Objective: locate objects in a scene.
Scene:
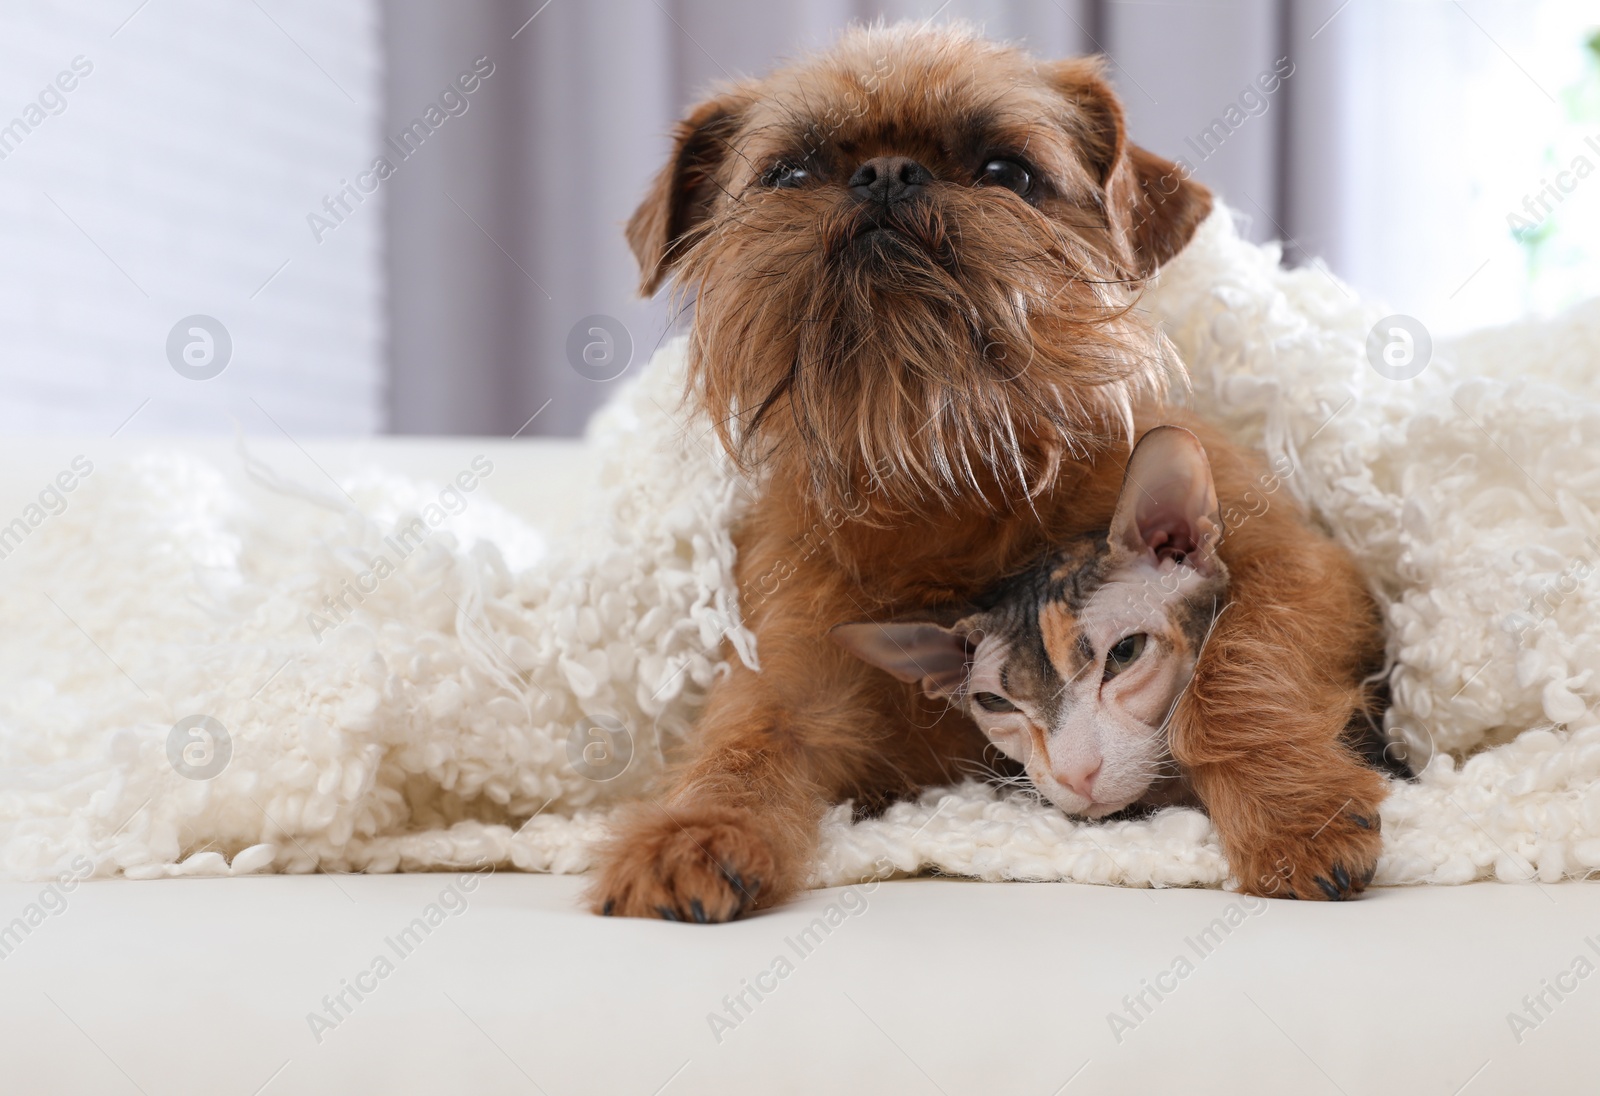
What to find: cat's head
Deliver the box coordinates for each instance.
[832,426,1228,818]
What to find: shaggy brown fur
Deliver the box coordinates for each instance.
[588,24,1386,920]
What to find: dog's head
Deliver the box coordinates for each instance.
[628,23,1212,516]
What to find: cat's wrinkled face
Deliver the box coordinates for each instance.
[831,424,1227,820]
[959,537,1225,817]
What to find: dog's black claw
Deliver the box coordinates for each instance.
[690,898,709,924]
[656,905,681,922]
[726,869,761,903]
[1331,864,1351,892]
[1313,875,1344,901]
[1282,889,1299,900]
[601,899,615,916]
[1362,864,1377,886]
[1350,813,1375,830]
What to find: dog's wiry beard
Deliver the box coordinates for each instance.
[680,182,1180,522]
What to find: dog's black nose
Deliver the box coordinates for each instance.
[849,156,933,207]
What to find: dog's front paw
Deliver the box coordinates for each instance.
[1234,800,1383,902]
[585,802,780,922]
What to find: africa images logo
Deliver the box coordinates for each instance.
[0,55,93,162]
[304,456,494,642]
[0,456,94,561]
[306,56,496,244]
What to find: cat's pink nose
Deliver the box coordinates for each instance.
[1058,760,1101,800]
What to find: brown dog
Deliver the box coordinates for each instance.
[588,23,1388,919]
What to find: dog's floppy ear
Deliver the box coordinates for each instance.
[1046,58,1213,278]
[626,87,752,296]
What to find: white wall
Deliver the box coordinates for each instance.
[0,0,383,436]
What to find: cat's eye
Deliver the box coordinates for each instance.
[978,159,1032,197]
[972,691,1018,713]
[764,163,812,188]
[1103,633,1148,679]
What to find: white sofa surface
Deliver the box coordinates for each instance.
[1,873,1596,1095]
[2,438,1595,1095]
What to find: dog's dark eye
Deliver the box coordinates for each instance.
[978,159,1032,196]
[972,691,1017,713]
[1104,634,1147,679]
[763,164,812,189]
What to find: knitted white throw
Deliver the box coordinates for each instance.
[6,205,1600,892]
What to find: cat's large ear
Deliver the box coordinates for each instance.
[1108,425,1222,575]
[829,621,972,698]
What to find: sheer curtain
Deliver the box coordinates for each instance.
[383,0,1600,437]
[0,0,383,435]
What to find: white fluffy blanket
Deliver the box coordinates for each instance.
[7,206,1600,891]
